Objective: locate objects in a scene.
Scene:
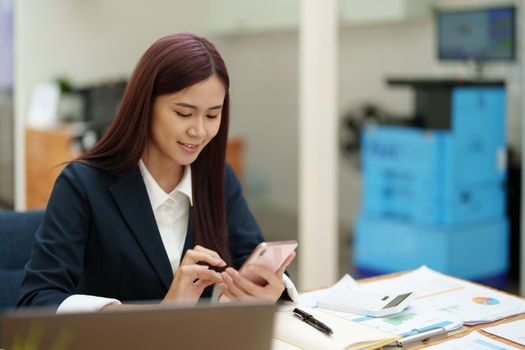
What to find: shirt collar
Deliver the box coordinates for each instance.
[138,159,193,210]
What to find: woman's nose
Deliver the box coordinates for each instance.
[188,118,206,138]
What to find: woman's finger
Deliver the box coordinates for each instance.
[217,283,235,301]
[246,265,282,287]
[180,265,223,284]
[221,270,251,299]
[228,268,265,296]
[181,250,226,267]
[193,245,225,262]
[193,278,216,290]
[218,289,234,302]
[277,251,296,276]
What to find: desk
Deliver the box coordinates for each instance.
[359,273,525,349]
[2,272,522,350]
[25,126,81,209]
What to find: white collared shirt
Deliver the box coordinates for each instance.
[139,159,192,274]
[57,161,297,313]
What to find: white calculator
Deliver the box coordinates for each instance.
[316,288,414,317]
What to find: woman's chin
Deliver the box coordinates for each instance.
[172,154,199,166]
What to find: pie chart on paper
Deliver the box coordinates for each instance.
[472,297,500,305]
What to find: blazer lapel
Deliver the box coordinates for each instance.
[109,166,172,290]
[181,210,195,259]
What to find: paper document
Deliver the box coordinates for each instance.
[357,266,469,297]
[272,338,301,350]
[26,82,60,129]
[272,306,399,350]
[336,309,463,339]
[358,266,525,325]
[310,273,464,338]
[297,274,358,308]
[424,331,520,349]
[483,319,525,346]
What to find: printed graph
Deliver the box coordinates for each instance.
[383,312,417,326]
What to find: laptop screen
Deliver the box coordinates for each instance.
[1,302,275,350]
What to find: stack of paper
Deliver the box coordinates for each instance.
[483,319,525,347]
[297,275,358,308]
[299,271,463,338]
[272,306,399,350]
[293,265,525,349]
[356,266,525,325]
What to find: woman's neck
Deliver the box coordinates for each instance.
[141,154,184,194]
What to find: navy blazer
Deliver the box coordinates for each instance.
[17,162,264,308]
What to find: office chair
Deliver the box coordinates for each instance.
[0,210,44,312]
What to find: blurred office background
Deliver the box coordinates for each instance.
[0,0,523,294]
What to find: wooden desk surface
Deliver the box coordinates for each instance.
[359,272,525,349]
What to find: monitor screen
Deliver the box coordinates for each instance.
[81,81,127,133]
[437,6,515,61]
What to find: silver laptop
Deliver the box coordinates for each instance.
[1,301,275,350]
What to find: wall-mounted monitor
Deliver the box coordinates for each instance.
[437,6,515,62]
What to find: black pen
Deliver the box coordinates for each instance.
[292,308,333,336]
[196,261,227,273]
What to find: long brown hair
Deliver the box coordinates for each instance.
[76,33,231,263]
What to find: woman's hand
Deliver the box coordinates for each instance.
[218,251,295,303]
[162,245,226,304]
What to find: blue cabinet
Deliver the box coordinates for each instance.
[354,214,509,286]
[361,86,506,226]
[354,81,508,286]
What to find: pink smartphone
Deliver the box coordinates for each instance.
[239,240,298,286]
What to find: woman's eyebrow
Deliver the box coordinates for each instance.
[175,102,223,110]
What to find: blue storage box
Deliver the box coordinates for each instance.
[361,123,506,225]
[450,87,507,185]
[364,179,506,225]
[353,214,509,285]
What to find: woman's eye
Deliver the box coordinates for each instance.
[176,111,191,117]
[206,114,219,119]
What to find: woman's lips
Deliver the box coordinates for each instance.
[178,141,200,154]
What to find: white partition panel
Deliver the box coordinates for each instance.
[298,0,338,290]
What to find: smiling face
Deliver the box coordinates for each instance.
[144,74,226,180]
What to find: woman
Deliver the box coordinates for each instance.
[18,33,296,312]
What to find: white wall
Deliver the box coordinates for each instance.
[213,33,299,215]
[14,0,208,208]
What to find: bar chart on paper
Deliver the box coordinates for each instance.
[382,312,417,326]
[341,310,462,338]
